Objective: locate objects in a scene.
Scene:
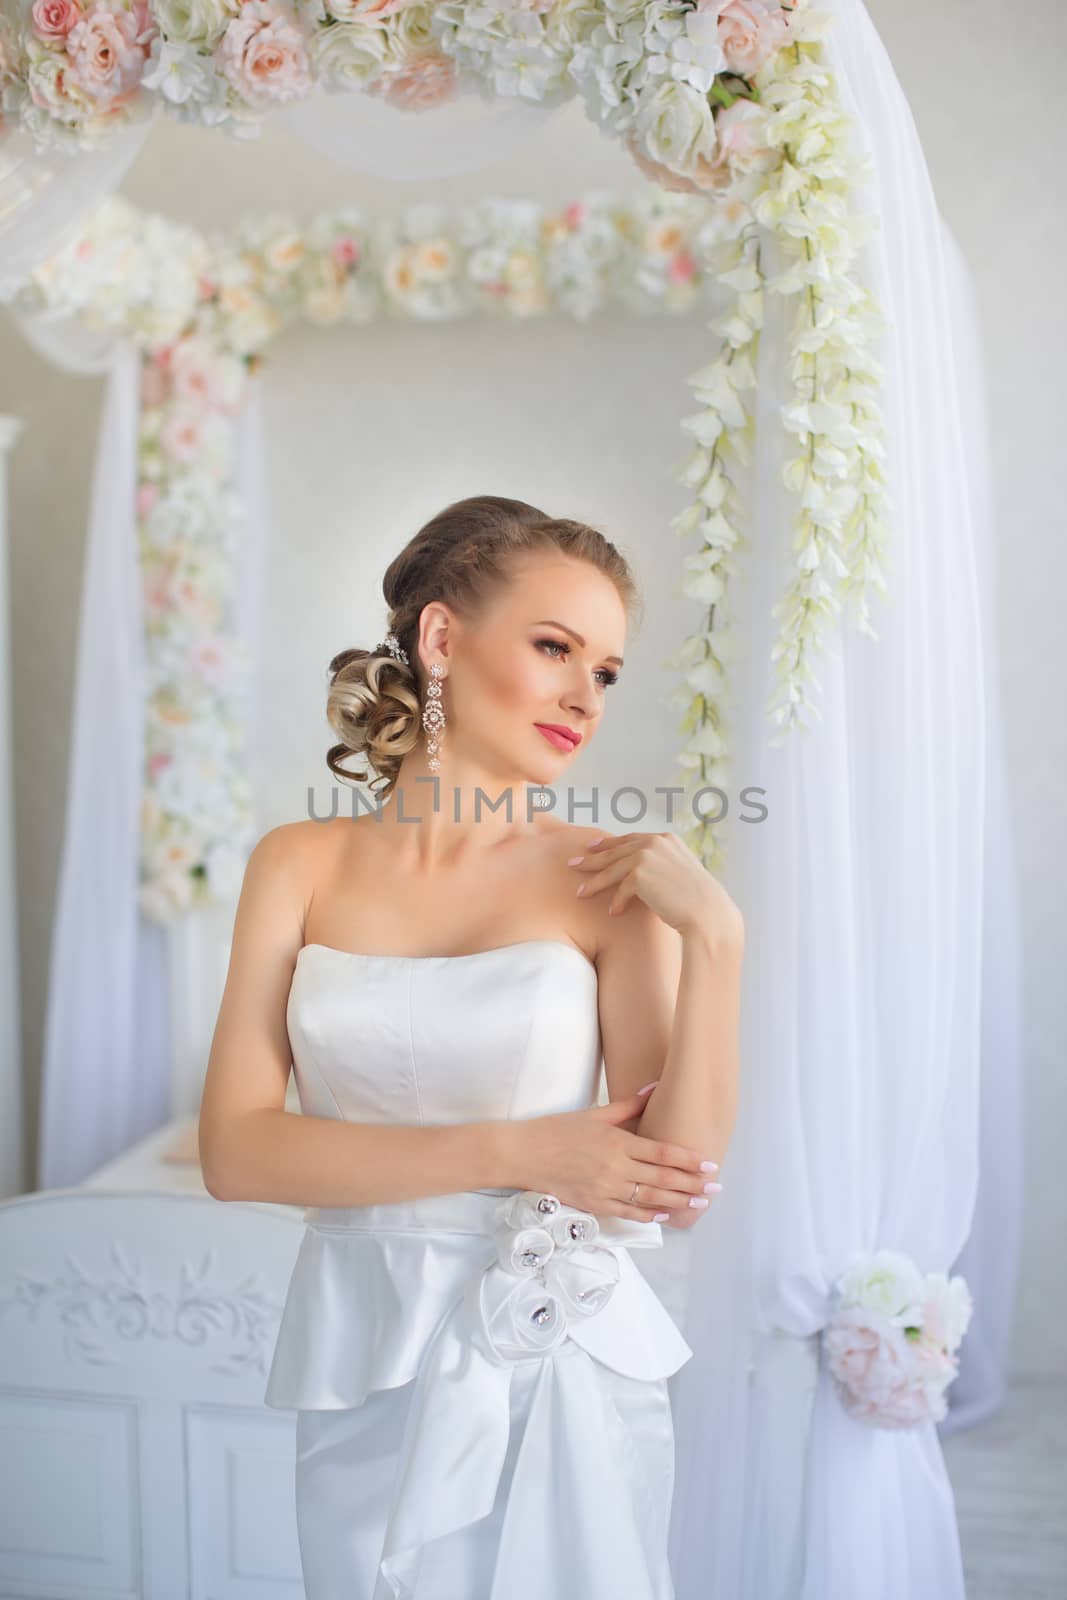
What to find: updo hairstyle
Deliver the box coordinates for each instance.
[325,494,639,800]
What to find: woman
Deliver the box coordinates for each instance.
[198,494,744,1599]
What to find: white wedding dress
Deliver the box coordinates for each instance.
[264,938,694,1600]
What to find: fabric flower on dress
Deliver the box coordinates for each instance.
[466,1191,622,1363]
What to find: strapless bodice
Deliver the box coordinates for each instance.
[285,938,603,1136]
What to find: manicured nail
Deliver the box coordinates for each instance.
[576,884,585,896]
[567,855,584,865]
[653,1212,670,1222]
[703,1181,722,1194]
[637,1082,658,1094]
[689,1196,710,1209]
[700,1161,718,1172]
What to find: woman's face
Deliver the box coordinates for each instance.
[447,551,627,786]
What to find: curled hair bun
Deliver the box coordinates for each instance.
[325,639,420,798]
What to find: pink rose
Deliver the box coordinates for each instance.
[625,135,712,195]
[140,364,167,407]
[345,0,414,12]
[562,201,587,229]
[825,1308,910,1404]
[219,2,312,107]
[370,52,458,112]
[160,407,205,464]
[667,251,697,285]
[66,7,146,102]
[713,98,767,167]
[330,237,360,268]
[31,0,84,43]
[143,570,172,621]
[190,635,230,687]
[714,0,790,79]
[136,482,160,518]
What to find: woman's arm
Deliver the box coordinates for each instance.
[198,824,513,1206]
[595,896,743,1205]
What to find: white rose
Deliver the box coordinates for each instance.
[386,1,437,60]
[25,37,92,119]
[544,0,601,55]
[633,79,717,177]
[310,18,389,89]
[154,0,236,48]
[837,1250,927,1324]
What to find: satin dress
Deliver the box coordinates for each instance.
[264,938,693,1600]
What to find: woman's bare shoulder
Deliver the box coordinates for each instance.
[248,817,350,880]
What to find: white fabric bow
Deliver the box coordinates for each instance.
[377,1190,692,1600]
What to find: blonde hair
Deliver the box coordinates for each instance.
[325,494,640,800]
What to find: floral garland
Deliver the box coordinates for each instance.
[4,0,893,888]
[11,187,726,919]
[0,0,801,170]
[666,7,889,869]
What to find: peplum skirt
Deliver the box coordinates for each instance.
[264,1188,694,1600]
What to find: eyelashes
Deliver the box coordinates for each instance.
[535,638,619,688]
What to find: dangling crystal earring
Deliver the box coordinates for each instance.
[422,662,446,772]
[530,788,553,809]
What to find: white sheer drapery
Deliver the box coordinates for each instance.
[935,226,1025,1435]
[28,317,266,1186]
[34,335,172,1189]
[665,2,1019,1596]
[0,120,154,299]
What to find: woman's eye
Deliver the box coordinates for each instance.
[535,638,618,688]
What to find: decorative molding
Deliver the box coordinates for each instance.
[0,1239,284,1373]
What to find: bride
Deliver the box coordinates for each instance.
[198,493,745,1599]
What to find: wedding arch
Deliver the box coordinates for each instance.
[0,4,1024,1599]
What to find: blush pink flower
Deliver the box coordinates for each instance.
[140,362,168,408]
[136,482,160,518]
[66,6,147,102]
[625,134,717,195]
[219,2,312,107]
[713,0,790,80]
[562,201,587,230]
[332,0,418,14]
[702,98,772,186]
[330,236,360,269]
[143,570,173,621]
[160,407,205,464]
[920,1294,949,1348]
[370,51,458,112]
[30,0,84,43]
[825,1307,910,1405]
[667,251,697,285]
[190,635,230,687]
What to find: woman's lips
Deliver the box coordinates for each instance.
[535,724,579,753]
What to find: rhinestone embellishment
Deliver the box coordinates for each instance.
[475,1190,621,1362]
[422,661,445,773]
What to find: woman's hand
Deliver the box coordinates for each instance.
[506,1086,721,1223]
[569,830,743,946]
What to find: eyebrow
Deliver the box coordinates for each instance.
[533,619,624,668]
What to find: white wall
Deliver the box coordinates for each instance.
[0,1,1062,1377]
